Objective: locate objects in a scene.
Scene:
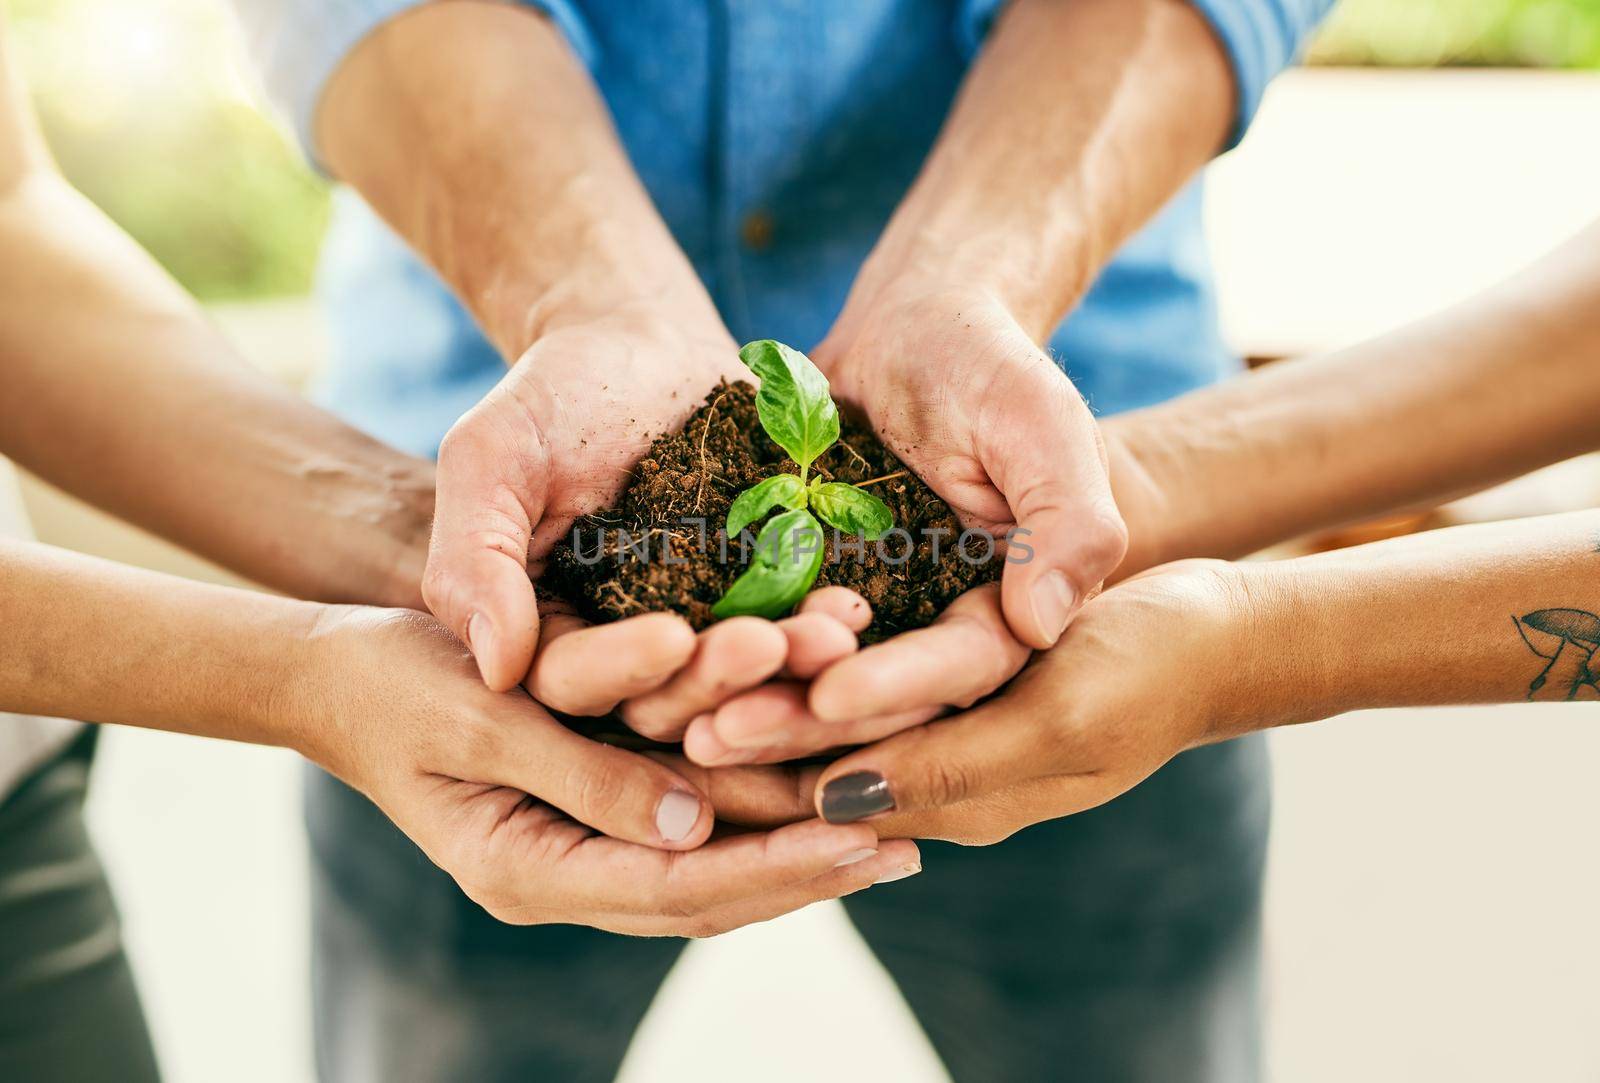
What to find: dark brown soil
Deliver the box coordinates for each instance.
[543,381,1000,642]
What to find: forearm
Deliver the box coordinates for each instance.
[845,0,1235,338]
[1108,220,1600,573]
[1228,510,1600,737]
[0,538,324,749]
[317,0,721,356]
[0,178,430,608]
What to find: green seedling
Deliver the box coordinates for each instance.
[712,340,894,620]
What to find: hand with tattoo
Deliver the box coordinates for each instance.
[802,512,1600,844]
[1515,609,1600,701]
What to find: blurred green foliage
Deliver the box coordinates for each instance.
[2,0,1597,302]
[1313,0,1600,68]
[4,0,328,300]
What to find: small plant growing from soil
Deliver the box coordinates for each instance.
[712,340,894,619]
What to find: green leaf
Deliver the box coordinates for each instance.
[738,340,840,470]
[725,474,806,539]
[712,508,826,620]
[809,482,894,540]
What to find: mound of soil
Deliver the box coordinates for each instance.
[543,380,1000,642]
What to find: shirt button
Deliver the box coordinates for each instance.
[740,210,775,250]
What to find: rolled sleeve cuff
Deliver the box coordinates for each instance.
[956,0,1334,151]
[235,0,597,171]
[1184,0,1336,148]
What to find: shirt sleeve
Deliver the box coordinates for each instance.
[1184,0,1338,147]
[955,0,1337,150]
[228,0,597,168]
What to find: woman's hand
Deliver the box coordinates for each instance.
[532,582,1030,770]
[808,560,1280,843]
[520,587,873,742]
[290,605,920,934]
[680,584,1031,767]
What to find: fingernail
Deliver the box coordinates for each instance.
[832,847,878,868]
[1030,571,1076,644]
[655,790,701,843]
[465,611,489,654]
[820,771,895,823]
[875,862,922,885]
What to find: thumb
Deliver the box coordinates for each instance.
[986,360,1126,649]
[812,691,1051,824]
[424,405,546,691]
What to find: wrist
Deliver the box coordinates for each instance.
[1102,401,1280,581]
[480,221,724,359]
[217,593,339,755]
[509,301,741,394]
[1102,419,1179,581]
[1212,560,1349,739]
[841,224,1090,349]
[275,603,370,776]
[344,469,432,611]
[259,454,434,610]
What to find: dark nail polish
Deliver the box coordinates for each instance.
[821,771,895,823]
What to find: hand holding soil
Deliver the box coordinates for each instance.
[640,289,1137,770]
[815,284,1130,649]
[422,310,746,691]
[542,365,1001,639]
[537,337,1055,762]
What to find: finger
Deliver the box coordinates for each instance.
[984,353,1127,649]
[866,776,1112,844]
[620,617,787,741]
[776,612,858,679]
[683,686,940,767]
[526,611,697,715]
[425,399,546,691]
[646,754,823,829]
[480,705,716,850]
[797,587,873,634]
[555,817,890,919]
[809,583,1029,722]
[681,683,811,765]
[812,685,1054,824]
[620,838,923,937]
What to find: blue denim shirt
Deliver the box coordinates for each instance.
[233,0,1332,458]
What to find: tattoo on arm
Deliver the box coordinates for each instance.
[1513,609,1600,701]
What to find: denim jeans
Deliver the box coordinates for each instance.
[0,731,160,1083]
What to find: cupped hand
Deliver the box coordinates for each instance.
[681,584,1031,767]
[802,560,1269,844]
[292,605,920,934]
[812,284,1128,650]
[423,309,746,691]
[525,587,872,743]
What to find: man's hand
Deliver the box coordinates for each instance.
[424,310,745,691]
[317,2,757,691]
[806,560,1274,843]
[293,605,920,934]
[815,285,1127,649]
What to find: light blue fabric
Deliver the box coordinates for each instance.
[233,0,1333,459]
